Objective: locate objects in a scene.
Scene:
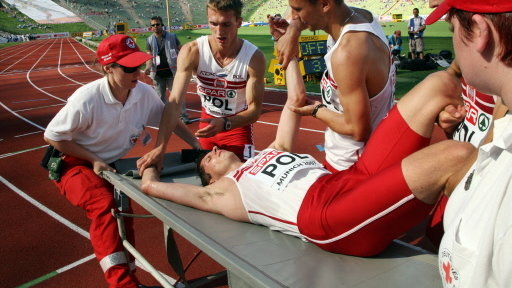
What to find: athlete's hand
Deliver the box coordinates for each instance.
[267,14,289,41]
[288,98,321,116]
[195,118,224,138]
[437,104,466,135]
[275,19,304,70]
[93,160,115,175]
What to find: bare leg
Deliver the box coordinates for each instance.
[394,70,471,204]
[402,140,476,204]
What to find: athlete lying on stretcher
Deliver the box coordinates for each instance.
[140,59,475,256]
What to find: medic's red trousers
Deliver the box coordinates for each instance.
[54,155,139,288]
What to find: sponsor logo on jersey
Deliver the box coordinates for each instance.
[198,85,227,98]
[249,150,281,175]
[214,78,228,88]
[227,90,236,98]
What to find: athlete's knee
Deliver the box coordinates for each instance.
[440,140,476,164]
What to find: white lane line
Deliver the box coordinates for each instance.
[25,39,67,102]
[0,43,47,74]
[66,37,101,74]
[0,174,178,284]
[0,144,47,159]
[15,103,65,113]
[0,101,46,131]
[184,107,325,133]
[58,38,87,85]
[38,83,80,90]
[12,98,49,104]
[0,176,90,238]
[15,131,43,138]
[56,254,96,273]
[0,41,41,65]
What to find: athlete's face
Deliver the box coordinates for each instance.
[200,146,239,183]
[207,8,241,49]
[289,0,324,31]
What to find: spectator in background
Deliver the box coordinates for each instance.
[145,16,189,122]
[407,8,426,59]
[388,30,402,57]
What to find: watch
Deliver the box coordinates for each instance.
[223,117,231,131]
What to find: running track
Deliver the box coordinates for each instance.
[0,38,327,288]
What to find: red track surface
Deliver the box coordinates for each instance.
[0,38,327,288]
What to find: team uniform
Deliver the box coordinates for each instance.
[227,106,433,256]
[453,78,496,147]
[439,113,512,288]
[44,77,163,288]
[321,17,396,172]
[195,35,257,160]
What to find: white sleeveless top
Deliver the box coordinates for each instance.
[225,149,330,238]
[195,35,257,117]
[321,16,396,171]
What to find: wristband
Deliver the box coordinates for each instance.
[312,104,326,118]
[222,117,231,131]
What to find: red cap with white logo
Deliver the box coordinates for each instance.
[96,34,152,67]
[426,0,512,25]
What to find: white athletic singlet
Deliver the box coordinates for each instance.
[195,35,257,117]
[321,16,396,171]
[226,149,330,238]
[452,78,496,147]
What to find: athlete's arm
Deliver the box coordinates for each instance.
[270,58,306,152]
[231,49,265,128]
[274,19,304,70]
[137,41,200,174]
[291,33,380,142]
[141,167,249,221]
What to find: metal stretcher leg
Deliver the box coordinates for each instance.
[165,227,190,287]
[164,225,227,287]
[113,188,174,288]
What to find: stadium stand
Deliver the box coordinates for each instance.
[16,0,433,31]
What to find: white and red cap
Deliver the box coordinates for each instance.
[96,34,152,67]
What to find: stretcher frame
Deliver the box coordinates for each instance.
[102,152,442,288]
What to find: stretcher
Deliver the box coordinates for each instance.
[102,152,442,288]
